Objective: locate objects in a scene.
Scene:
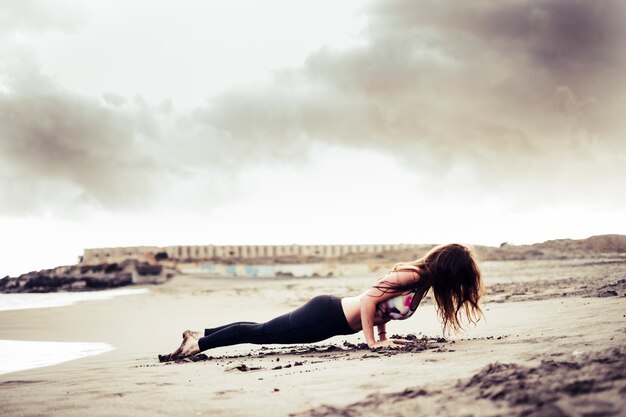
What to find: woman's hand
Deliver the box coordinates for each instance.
[370,339,408,349]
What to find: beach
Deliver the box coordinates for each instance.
[1,258,625,417]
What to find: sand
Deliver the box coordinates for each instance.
[1,258,625,417]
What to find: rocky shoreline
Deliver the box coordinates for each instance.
[0,260,174,293]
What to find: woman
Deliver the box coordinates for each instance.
[165,243,484,359]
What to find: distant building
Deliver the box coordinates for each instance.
[82,246,161,265]
[81,244,420,265]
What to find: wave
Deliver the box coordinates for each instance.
[0,340,114,375]
[0,288,148,312]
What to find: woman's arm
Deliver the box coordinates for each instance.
[376,322,387,341]
[360,269,420,348]
[360,297,378,347]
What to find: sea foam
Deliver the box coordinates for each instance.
[0,287,148,312]
[0,340,114,375]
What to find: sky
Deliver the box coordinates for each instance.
[1,0,625,276]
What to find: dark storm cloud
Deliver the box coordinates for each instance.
[201,0,626,200]
[0,65,310,215]
[0,67,162,214]
[1,0,625,215]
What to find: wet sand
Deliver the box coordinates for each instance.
[1,259,625,417]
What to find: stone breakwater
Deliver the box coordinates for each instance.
[0,260,173,293]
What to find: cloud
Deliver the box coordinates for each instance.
[0,66,161,214]
[200,0,626,202]
[0,64,310,216]
[0,0,81,38]
[1,0,625,216]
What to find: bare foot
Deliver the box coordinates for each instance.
[182,330,202,340]
[175,333,201,358]
[162,333,201,361]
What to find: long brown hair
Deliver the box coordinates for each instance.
[375,243,484,334]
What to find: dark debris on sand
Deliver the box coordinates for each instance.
[157,335,452,364]
[158,353,211,363]
[487,272,626,303]
[294,347,626,417]
[462,346,626,417]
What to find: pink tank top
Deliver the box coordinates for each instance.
[376,289,419,321]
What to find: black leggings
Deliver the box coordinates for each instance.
[197,295,358,352]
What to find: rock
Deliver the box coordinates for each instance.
[136,264,162,276]
[526,404,568,417]
[69,280,87,291]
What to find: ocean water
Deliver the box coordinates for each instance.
[0,288,149,375]
[0,287,148,312]
[0,340,114,375]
